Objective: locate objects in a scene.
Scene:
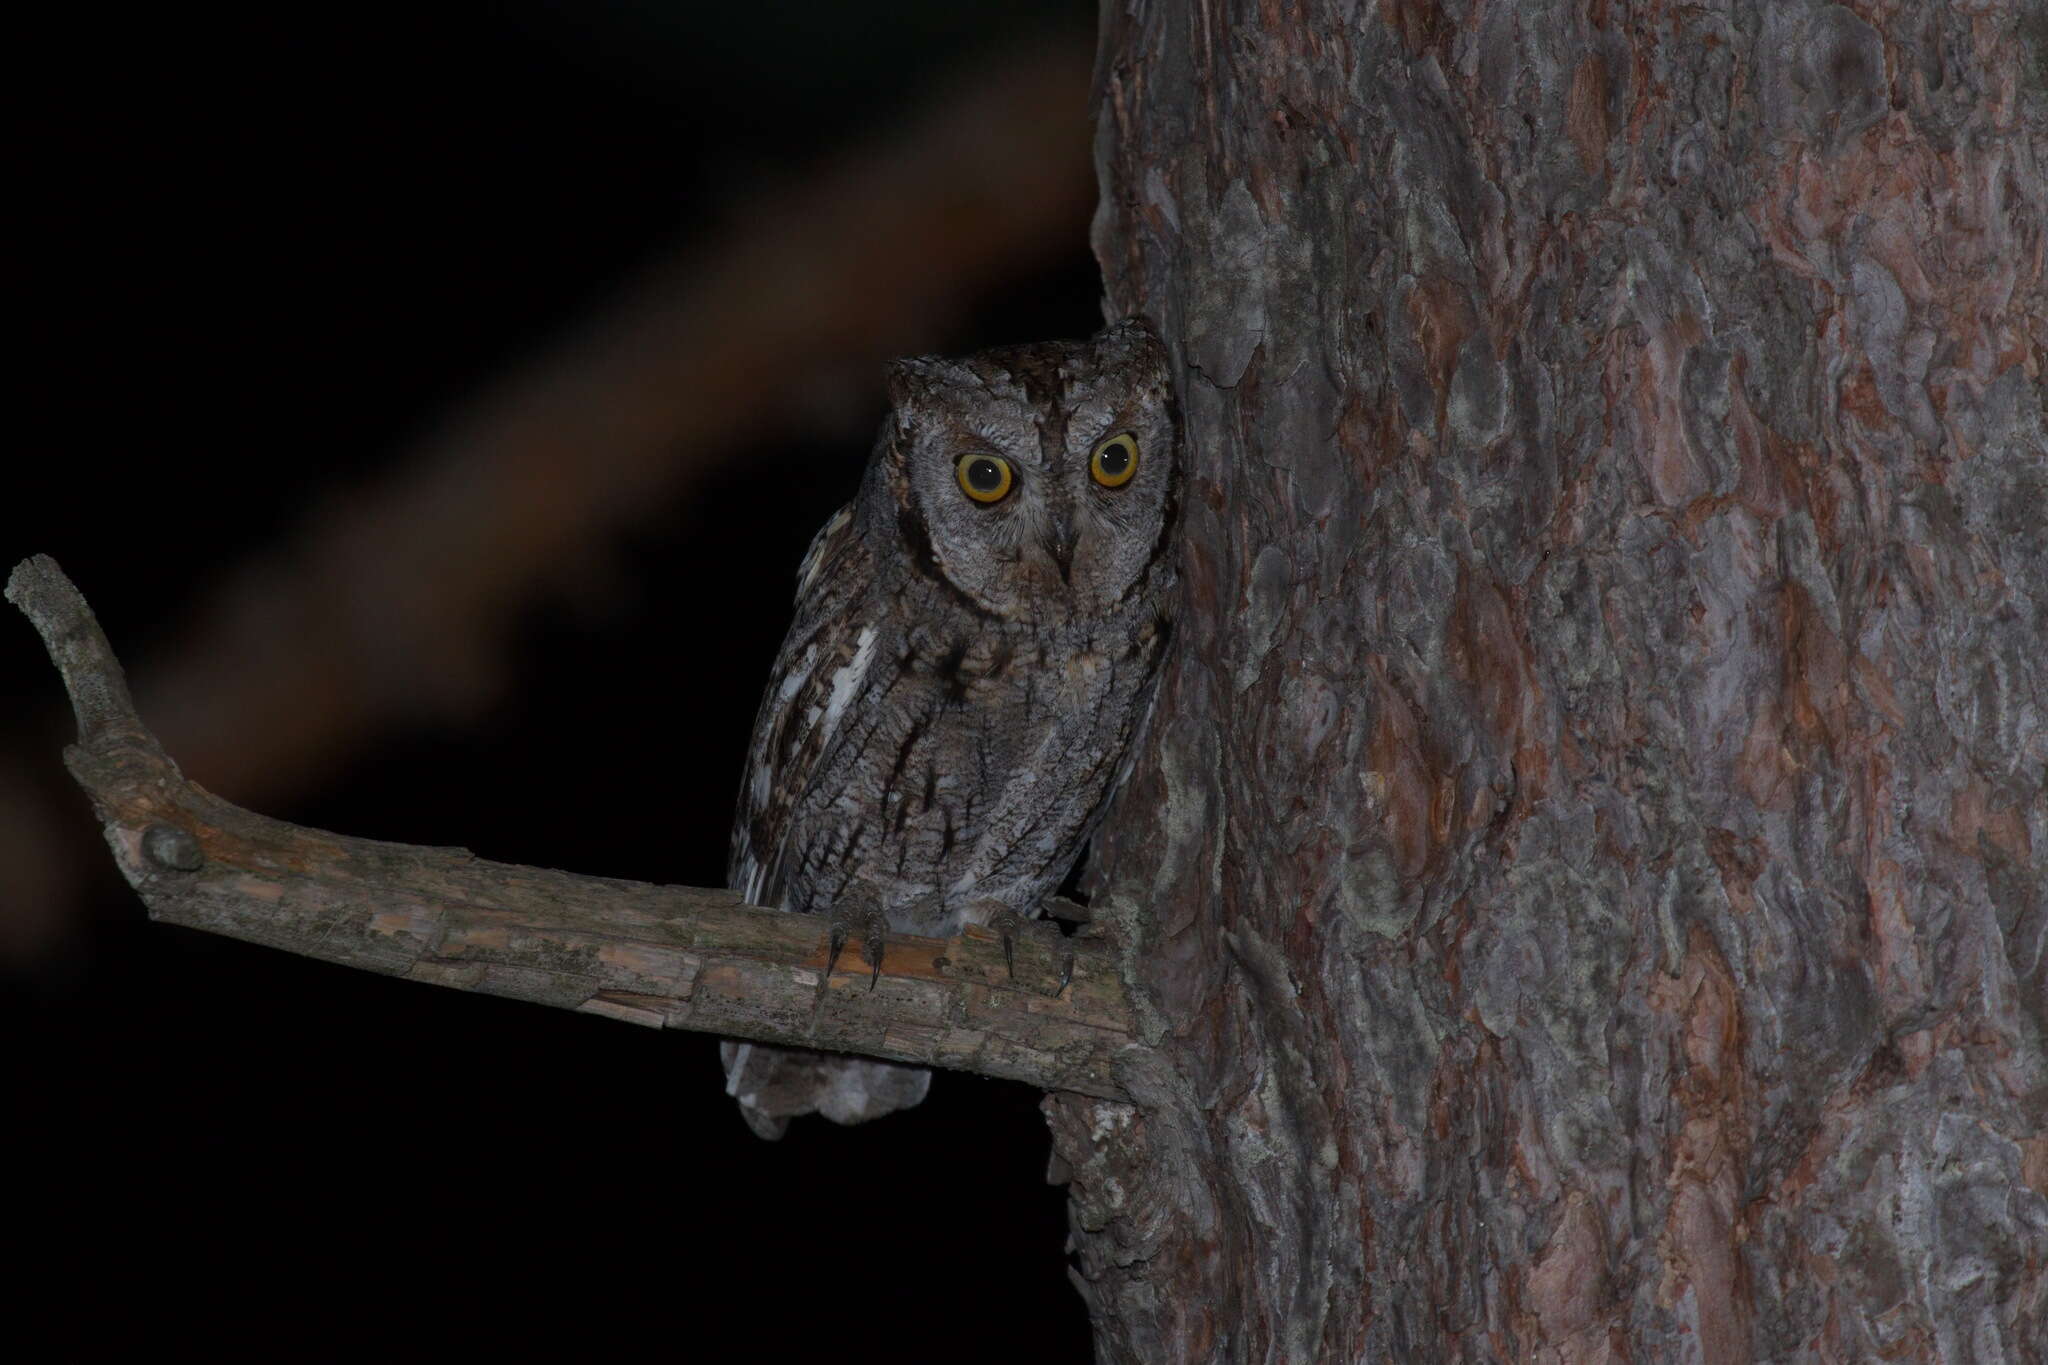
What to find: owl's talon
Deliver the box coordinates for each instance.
[825,921,851,980]
[988,907,1072,998]
[988,907,1023,979]
[823,896,890,989]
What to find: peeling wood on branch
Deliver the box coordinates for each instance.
[6,555,1139,1100]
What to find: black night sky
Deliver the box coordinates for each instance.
[11,4,1104,1356]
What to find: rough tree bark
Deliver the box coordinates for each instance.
[1050,1,2047,1360]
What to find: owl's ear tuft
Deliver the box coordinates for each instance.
[885,356,949,409]
[1100,314,1162,342]
[1096,315,1171,369]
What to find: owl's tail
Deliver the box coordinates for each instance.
[719,1041,933,1141]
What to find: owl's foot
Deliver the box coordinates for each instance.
[987,906,1075,998]
[823,896,890,992]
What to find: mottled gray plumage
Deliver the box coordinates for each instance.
[722,317,1180,1139]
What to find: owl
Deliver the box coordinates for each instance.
[721,316,1180,1140]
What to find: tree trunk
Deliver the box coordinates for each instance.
[1052,2,2048,1359]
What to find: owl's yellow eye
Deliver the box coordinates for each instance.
[955,453,1014,503]
[1089,432,1139,487]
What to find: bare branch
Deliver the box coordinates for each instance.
[7,555,1140,1100]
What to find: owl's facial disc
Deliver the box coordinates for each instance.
[880,318,1177,620]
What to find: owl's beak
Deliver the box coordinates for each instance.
[1045,513,1077,584]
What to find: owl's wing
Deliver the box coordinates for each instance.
[723,501,938,1139]
[728,503,876,908]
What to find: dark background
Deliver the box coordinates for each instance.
[11,3,1102,1356]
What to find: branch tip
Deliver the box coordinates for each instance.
[7,554,146,747]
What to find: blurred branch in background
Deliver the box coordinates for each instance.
[3,37,1096,963]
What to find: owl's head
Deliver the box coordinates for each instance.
[874,317,1179,621]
